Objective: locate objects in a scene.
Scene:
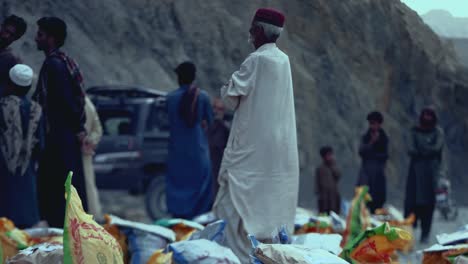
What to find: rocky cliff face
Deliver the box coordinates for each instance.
[449,38,468,67]
[3,0,468,207]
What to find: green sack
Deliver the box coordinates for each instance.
[341,223,412,264]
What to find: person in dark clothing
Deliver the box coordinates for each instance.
[0,15,26,95]
[0,64,43,228]
[207,98,230,197]
[357,111,389,213]
[33,17,88,227]
[315,146,341,214]
[404,108,444,244]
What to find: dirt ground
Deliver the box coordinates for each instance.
[100,190,151,224]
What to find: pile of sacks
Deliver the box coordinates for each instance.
[246,222,412,264]
[0,218,64,263]
[1,173,242,264]
[294,209,346,235]
[339,187,414,263]
[371,206,416,253]
[0,171,244,264]
[1,173,124,264]
[242,187,413,264]
[104,215,241,264]
[249,226,348,264]
[341,223,412,263]
[1,178,416,264]
[422,225,468,263]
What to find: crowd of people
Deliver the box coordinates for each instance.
[164,8,447,261]
[315,108,445,245]
[0,15,103,228]
[0,7,448,262]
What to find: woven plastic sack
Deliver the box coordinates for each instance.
[293,233,343,255]
[154,219,203,242]
[146,249,173,264]
[422,245,468,264]
[189,220,226,245]
[63,172,124,264]
[123,228,168,264]
[341,223,412,264]
[0,218,31,262]
[341,186,371,248]
[169,239,240,264]
[254,244,349,264]
[7,243,63,264]
[24,228,63,245]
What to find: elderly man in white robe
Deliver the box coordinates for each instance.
[213,8,299,262]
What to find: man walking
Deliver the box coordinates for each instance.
[213,8,299,262]
[0,15,26,95]
[33,17,87,227]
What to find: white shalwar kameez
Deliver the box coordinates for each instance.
[214,43,299,262]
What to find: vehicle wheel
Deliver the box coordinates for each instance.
[129,181,145,195]
[145,176,170,220]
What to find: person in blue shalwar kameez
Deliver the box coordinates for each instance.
[166,62,214,219]
[0,64,43,229]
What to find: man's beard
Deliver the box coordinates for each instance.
[248,34,254,44]
[421,118,435,128]
[36,42,44,51]
[215,113,224,120]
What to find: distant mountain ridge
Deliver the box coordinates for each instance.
[422,9,468,38]
[420,10,468,67]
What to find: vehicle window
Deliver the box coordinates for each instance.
[145,105,169,134]
[98,108,138,136]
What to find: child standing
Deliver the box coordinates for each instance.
[316,146,341,214]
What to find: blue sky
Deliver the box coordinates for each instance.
[401,0,468,17]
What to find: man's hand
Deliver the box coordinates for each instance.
[370,131,379,144]
[77,131,87,144]
[82,137,97,155]
[234,96,241,110]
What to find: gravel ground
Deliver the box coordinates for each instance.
[100,190,151,224]
[100,190,467,263]
[399,207,468,263]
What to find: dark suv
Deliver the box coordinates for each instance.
[87,86,170,220]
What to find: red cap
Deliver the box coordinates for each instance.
[253,8,285,27]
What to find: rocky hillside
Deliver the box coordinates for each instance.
[448,38,468,67]
[3,0,468,207]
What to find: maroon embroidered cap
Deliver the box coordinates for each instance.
[253,8,286,27]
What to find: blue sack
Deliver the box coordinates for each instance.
[189,220,226,245]
[123,228,168,264]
